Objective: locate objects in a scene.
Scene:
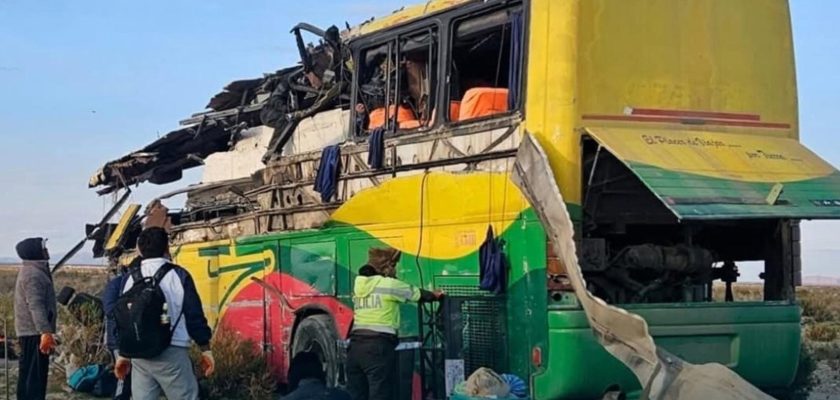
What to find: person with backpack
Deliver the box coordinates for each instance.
[103,257,139,400]
[13,237,57,400]
[112,227,215,400]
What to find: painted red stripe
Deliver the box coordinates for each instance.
[582,114,791,130]
[630,108,761,122]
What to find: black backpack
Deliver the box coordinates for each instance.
[113,263,181,359]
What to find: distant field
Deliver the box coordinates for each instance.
[0,265,110,294]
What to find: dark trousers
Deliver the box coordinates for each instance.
[346,333,397,400]
[17,335,49,400]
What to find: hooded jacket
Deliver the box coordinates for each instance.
[14,260,57,337]
[15,237,48,261]
[352,273,434,335]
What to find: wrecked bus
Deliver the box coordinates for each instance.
[85,0,840,398]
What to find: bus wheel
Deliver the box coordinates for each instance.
[291,314,341,387]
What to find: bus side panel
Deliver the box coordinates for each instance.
[533,303,801,399]
[505,216,550,383]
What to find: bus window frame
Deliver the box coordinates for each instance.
[350,24,441,139]
[444,3,525,127]
[348,0,527,141]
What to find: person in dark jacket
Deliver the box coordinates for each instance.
[282,352,351,400]
[102,258,138,400]
[112,228,214,400]
[14,237,57,400]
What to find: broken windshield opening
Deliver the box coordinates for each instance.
[355,27,438,135]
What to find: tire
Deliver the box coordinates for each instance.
[291,314,341,387]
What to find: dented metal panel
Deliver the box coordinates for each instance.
[585,127,840,220]
[105,204,141,251]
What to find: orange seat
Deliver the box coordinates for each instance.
[449,101,461,121]
[458,88,509,121]
[368,105,420,130]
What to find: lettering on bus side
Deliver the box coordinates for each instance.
[353,294,383,309]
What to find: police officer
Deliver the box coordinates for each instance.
[346,248,442,400]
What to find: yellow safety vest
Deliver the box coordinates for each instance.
[352,275,421,335]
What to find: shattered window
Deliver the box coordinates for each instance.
[447,7,523,123]
[355,28,438,134]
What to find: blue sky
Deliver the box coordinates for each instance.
[0,1,838,278]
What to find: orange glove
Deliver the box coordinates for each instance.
[38,333,56,355]
[199,351,215,377]
[114,356,131,380]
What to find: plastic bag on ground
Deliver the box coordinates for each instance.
[464,367,510,398]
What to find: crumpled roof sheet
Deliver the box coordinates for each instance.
[205,77,265,112]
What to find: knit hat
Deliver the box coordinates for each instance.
[367,247,401,277]
[15,237,49,261]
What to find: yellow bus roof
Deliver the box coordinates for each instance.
[351,0,472,37]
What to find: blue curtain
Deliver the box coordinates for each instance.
[508,10,524,111]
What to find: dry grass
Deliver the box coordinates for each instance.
[799,287,840,322]
[0,266,110,340]
[715,284,840,344]
[55,303,111,369]
[714,284,840,399]
[191,326,277,400]
[805,322,840,343]
[1,266,280,399]
[0,266,111,399]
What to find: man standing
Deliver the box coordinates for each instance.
[103,257,138,400]
[346,248,442,400]
[14,237,57,400]
[112,227,215,400]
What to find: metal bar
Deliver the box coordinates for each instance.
[293,27,314,73]
[179,103,264,126]
[248,149,518,196]
[291,22,327,39]
[384,41,394,132]
[439,138,466,158]
[393,38,401,132]
[584,144,603,205]
[425,27,434,122]
[4,318,8,400]
[350,154,382,186]
[478,123,519,154]
[53,188,132,273]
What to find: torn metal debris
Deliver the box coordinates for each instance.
[89,120,237,194]
[90,22,350,194]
